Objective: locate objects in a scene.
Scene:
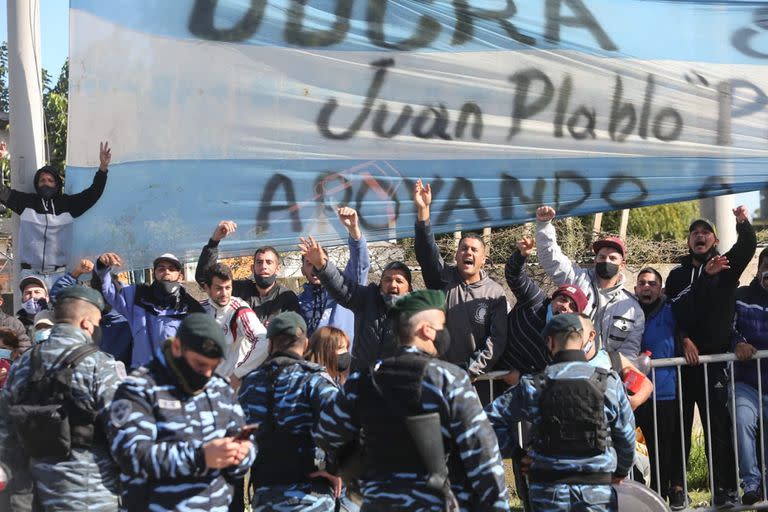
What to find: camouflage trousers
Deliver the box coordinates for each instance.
[252,485,336,512]
[528,483,616,512]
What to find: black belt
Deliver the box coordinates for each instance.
[528,470,612,485]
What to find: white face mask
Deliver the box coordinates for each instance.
[22,298,43,316]
[582,339,594,355]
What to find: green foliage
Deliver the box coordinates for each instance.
[602,201,700,240]
[43,60,68,177]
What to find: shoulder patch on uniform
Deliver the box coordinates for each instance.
[110,399,133,427]
[158,398,182,410]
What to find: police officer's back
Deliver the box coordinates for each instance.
[238,312,340,511]
[0,286,122,510]
[107,313,255,512]
[487,313,636,512]
[317,290,510,512]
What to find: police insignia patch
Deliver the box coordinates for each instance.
[110,399,132,427]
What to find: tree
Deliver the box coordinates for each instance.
[601,200,700,240]
[43,59,68,176]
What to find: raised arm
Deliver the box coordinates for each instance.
[505,236,548,308]
[96,252,133,319]
[300,236,368,311]
[413,179,447,290]
[723,206,757,284]
[534,206,582,286]
[195,220,236,285]
[66,142,110,218]
[338,207,370,285]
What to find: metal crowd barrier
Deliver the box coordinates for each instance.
[477,351,768,510]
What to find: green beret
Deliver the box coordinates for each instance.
[391,289,446,318]
[177,313,226,358]
[266,311,307,340]
[542,313,583,338]
[56,286,105,312]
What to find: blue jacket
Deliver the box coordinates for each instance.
[640,299,677,401]
[297,234,369,344]
[96,264,204,369]
[732,279,768,391]
[51,272,133,368]
[487,350,636,480]
[108,344,255,512]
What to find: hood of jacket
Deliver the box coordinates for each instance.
[33,166,64,196]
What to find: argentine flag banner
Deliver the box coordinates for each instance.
[67,0,768,268]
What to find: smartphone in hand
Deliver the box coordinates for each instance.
[234,423,259,441]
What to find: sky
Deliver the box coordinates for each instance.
[0,1,761,217]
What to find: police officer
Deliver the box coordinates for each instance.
[108,313,255,512]
[0,286,122,511]
[239,311,341,511]
[487,313,636,512]
[317,290,510,511]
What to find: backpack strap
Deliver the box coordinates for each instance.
[607,351,623,375]
[229,305,251,340]
[59,344,100,370]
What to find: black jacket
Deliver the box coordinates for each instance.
[665,220,756,354]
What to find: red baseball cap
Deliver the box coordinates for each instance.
[592,236,626,258]
[552,284,588,313]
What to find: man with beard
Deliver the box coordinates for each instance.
[413,179,508,379]
[1,143,111,287]
[299,236,411,372]
[196,222,300,327]
[297,207,369,342]
[97,252,204,369]
[535,206,644,358]
[108,313,255,512]
[665,207,756,507]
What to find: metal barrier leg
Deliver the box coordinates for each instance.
[678,365,689,504]
[489,378,494,403]
[729,361,740,498]
[758,358,767,498]
[651,366,662,497]
[703,363,716,504]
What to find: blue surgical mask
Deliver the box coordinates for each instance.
[0,348,12,360]
[545,303,554,324]
[22,298,44,316]
[33,329,50,344]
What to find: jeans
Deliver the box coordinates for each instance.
[734,381,768,491]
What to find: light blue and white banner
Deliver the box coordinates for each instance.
[67,0,768,268]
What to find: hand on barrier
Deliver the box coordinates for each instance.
[735,341,757,361]
[681,337,699,365]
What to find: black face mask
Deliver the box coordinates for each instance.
[38,185,56,200]
[166,349,211,395]
[595,262,619,280]
[433,329,451,356]
[153,279,181,297]
[336,352,351,373]
[254,274,277,289]
[691,248,717,264]
[90,325,102,345]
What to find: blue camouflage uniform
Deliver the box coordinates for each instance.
[318,346,510,512]
[239,351,339,511]
[0,323,122,510]
[108,343,255,512]
[487,350,636,512]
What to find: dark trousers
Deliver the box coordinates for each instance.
[229,478,245,512]
[681,363,737,491]
[636,399,685,495]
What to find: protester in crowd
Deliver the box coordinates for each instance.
[664,207,756,507]
[318,290,510,511]
[108,313,254,511]
[97,251,204,369]
[730,246,768,505]
[238,312,341,511]
[51,259,133,368]
[1,142,111,286]
[32,310,54,344]
[0,288,30,352]
[0,328,22,388]
[196,221,300,326]
[535,206,644,357]
[305,325,352,386]
[413,179,508,378]
[200,262,267,388]
[0,287,122,510]
[299,235,412,371]
[487,313,636,512]
[16,275,50,337]
[499,234,588,377]
[298,207,369,344]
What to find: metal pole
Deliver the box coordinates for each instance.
[758,358,767,498]
[703,364,716,505]
[7,0,44,301]
[651,366,661,497]
[729,362,740,497]
[678,365,689,502]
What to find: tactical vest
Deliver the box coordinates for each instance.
[250,356,319,486]
[532,366,610,459]
[8,343,102,459]
[357,351,450,478]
